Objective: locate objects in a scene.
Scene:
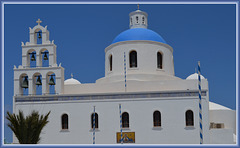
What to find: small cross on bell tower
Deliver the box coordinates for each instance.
[36,19,42,25]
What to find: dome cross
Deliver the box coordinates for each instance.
[36,19,42,25]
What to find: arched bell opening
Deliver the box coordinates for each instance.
[33,73,42,95]
[34,29,42,45]
[40,49,49,67]
[27,49,36,68]
[19,74,29,96]
[46,72,56,95]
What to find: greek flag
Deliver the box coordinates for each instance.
[124,52,127,92]
[119,104,123,144]
[93,106,96,144]
[198,61,203,144]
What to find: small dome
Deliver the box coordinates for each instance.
[64,78,81,85]
[209,102,231,110]
[186,73,205,80]
[112,28,166,44]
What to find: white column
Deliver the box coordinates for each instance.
[28,78,33,95]
[30,32,35,44]
[22,55,28,67]
[36,54,41,67]
[49,53,54,67]
[55,77,62,94]
[42,32,47,44]
[14,79,20,96]
[42,77,47,95]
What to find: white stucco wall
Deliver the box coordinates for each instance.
[14,94,209,144]
[65,78,209,95]
[209,129,234,144]
[209,110,236,134]
[100,41,175,83]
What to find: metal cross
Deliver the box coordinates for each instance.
[36,19,42,25]
[137,4,139,10]
[71,73,73,78]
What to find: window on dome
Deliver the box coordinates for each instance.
[109,54,112,71]
[142,17,145,24]
[122,112,129,128]
[91,113,99,129]
[136,16,139,23]
[157,52,163,69]
[129,51,137,68]
[130,17,133,25]
[186,110,194,126]
[153,111,161,127]
[61,114,68,130]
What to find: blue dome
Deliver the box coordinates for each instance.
[112,28,166,44]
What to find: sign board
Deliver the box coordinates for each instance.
[116,132,135,143]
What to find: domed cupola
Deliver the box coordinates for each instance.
[64,74,81,85]
[96,7,177,83]
[129,8,148,29]
[186,73,206,80]
[112,8,166,44]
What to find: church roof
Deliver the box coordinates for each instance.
[64,78,81,85]
[209,102,232,110]
[112,28,166,44]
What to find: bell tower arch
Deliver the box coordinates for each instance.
[14,19,64,96]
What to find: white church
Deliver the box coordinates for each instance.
[13,8,236,144]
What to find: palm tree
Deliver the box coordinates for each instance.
[6,110,50,144]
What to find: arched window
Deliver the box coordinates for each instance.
[136,16,139,23]
[91,113,99,129]
[157,52,163,69]
[109,55,112,71]
[130,17,133,25]
[62,114,68,129]
[186,110,194,126]
[122,112,129,128]
[129,51,137,68]
[153,111,161,127]
[142,17,145,24]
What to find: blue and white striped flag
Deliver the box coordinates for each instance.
[93,106,96,144]
[198,61,203,144]
[119,104,123,144]
[124,52,127,92]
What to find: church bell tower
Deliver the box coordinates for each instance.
[13,19,64,96]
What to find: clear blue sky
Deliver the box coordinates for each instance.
[2,3,237,144]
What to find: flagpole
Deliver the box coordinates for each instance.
[119,104,123,144]
[124,52,127,92]
[93,106,96,144]
[198,61,203,144]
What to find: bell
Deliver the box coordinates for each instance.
[30,53,36,61]
[49,75,55,85]
[36,76,42,86]
[21,77,28,88]
[38,32,42,39]
[43,52,48,60]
